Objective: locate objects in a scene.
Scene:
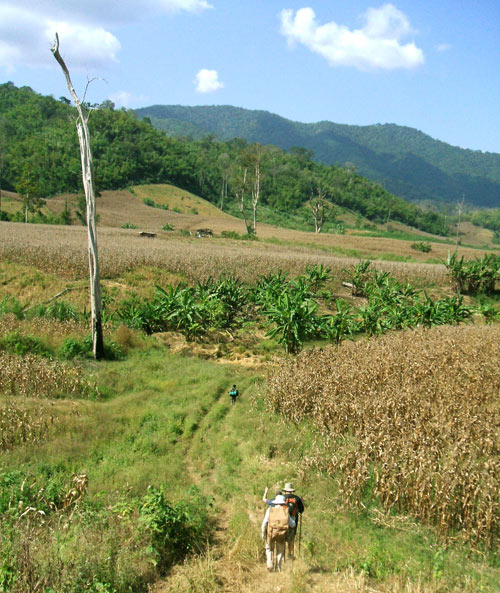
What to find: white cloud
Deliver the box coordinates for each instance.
[195,69,224,93]
[437,43,452,52]
[0,0,212,71]
[280,4,424,71]
[109,90,148,108]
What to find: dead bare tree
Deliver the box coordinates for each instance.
[51,33,104,359]
[234,166,252,235]
[250,144,263,236]
[310,186,326,234]
[455,194,465,249]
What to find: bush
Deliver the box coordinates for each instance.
[27,300,80,322]
[411,241,432,253]
[138,486,212,572]
[162,223,174,231]
[220,230,241,239]
[59,335,124,360]
[59,337,92,359]
[121,222,138,229]
[0,296,24,319]
[0,332,51,357]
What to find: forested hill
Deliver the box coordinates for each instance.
[0,82,448,235]
[135,104,500,208]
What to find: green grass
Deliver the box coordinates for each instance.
[1,250,499,593]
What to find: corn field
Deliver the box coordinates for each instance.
[0,353,96,399]
[267,324,500,547]
[0,400,52,450]
[0,221,448,286]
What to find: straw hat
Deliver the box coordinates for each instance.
[283,482,295,492]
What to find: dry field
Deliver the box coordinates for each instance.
[1,220,454,292]
[42,184,496,257]
[267,324,500,547]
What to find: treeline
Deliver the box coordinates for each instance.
[0,82,448,235]
[468,208,500,233]
[136,105,500,208]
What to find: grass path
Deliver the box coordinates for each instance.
[145,365,437,593]
[150,382,377,593]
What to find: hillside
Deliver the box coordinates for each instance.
[0,83,451,236]
[135,104,500,208]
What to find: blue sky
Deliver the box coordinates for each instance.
[1,0,500,153]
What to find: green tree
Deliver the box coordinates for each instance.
[16,163,44,222]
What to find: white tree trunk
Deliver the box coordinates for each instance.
[237,167,252,235]
[51,34,104,359]
[252,161,260,235]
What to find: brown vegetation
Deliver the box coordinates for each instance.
[267,324,500,547]
[0,353,96,399]
[0,399,52,450]
[1,221,450,288]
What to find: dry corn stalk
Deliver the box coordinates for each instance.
[0,353,96,399]
[267,324,500,547]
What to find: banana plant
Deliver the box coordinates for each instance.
[321,299,358,344]
[304,264,331,291]
[263,291,320,354]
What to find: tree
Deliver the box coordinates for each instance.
[242,143,264,235]
[0,117,5,215]
[310,193,325,233]
[16,163,44,222]
[455,195,465,248]
[232,163,252,235]
[217,152,230,210]
[51,33,104,359]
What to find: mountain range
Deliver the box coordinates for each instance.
[135,105,500,209]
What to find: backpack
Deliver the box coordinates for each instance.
[285,495,298,518]
[267,505,289,542]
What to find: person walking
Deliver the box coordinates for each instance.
[282,482,304,559]
[261,494,295,572]
[229,384,239,405]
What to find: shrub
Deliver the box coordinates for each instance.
[0,296,24,319]
[59,335,124,361]
[28,300,80,322]
[162,223,174,231]
[138,486,212,572]
[220,230,241,240]
[411,241,432,253]
[0,332,51,357]
[59,337,91,359]
[121,223,138,229]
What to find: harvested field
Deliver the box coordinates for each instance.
[43,186,496,260]
[1,221,451,288]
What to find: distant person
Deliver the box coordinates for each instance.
[261,494,295,572]
[229,384,239,405]
[282,483,304,559]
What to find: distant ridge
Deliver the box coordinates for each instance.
[135,104,500,208]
